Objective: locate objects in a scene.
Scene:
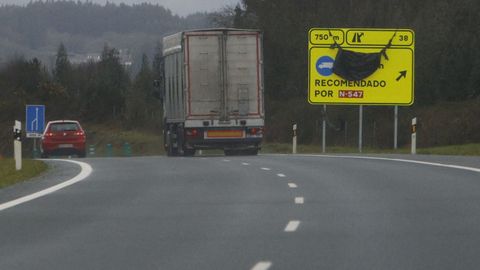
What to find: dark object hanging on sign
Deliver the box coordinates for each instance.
[330,32,396,81]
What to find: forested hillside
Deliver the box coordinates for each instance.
[0,1,210,69]
[1,0,480,156]
[211,0,480,147]
[215,0,480,104]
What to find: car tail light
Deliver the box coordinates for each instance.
[44,132,54,137]
[74,131,84,136]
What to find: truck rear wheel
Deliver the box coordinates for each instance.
[224,149,238,156]
[244,149,259,156]
[183,148,196,157]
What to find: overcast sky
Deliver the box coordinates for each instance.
[0,0,240,16]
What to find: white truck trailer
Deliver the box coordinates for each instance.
[159,29,265,156]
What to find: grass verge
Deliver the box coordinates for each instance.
[80,124,480,157]
[0,158,48,189]
[417,143,480,156]
[83,124,165,157]
[260,143,480,156]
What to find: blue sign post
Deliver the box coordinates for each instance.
[25,105,45,138]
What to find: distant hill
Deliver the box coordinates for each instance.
[0,1,213,70]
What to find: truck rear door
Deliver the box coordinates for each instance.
[186,30,262,122]
[225,32,262,119]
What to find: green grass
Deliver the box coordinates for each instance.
[81,124,480,157]
[0,158,48,188]
[260,143,480,156]
[417,143,480,156]
[83,124,165,157]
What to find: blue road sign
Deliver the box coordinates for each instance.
[26,105,45,137]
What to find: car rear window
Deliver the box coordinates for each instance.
[49,123,80,132]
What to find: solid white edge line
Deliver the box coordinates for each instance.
[295,197,304,204]
[284,220,301,232]
[269,154,480,173]
[251,261,272,270]
[0,159,93,212]
[288,183,297,188]
[277,173,286,177]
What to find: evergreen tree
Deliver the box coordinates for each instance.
[53,43,73,93]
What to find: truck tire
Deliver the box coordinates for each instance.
[183,148,196,157]
[224,149,239,156]
[166,137,177,157]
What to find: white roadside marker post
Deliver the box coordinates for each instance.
[292,123,297,154]
[13,120,22,170]
[411,117,417,155]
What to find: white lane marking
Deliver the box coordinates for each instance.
[251,261,272,270]
[295,197,304,204]
[242,162,250,166]
[288,183,298,188]
[278,154,480,174]
[223,159,231,162]
[277,173,286,177]
[261,167,271,171]
[0,159,92,212]
[284,220,301,232]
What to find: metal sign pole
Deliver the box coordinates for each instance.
[322,105,326,153]
[359,105,363,153]
[394,106,398,149]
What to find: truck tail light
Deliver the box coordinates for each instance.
[186,128,200,137]
[247,127,263,136]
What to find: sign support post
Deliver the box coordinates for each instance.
[358,105,363,153]
[394,106,398,149]
[322,105,326,153]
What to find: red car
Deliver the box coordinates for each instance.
[41,120,86,158]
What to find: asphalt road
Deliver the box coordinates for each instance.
[1,154,480,270]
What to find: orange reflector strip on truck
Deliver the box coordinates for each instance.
[206,130,244,139]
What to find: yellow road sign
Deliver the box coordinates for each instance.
[308,28,415,105]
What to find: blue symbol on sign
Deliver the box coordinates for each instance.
[26,105,45,135]
[316,56,334,76]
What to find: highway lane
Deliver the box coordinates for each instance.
[0,154,480,270]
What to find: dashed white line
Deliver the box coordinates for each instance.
[251,261,272,270]
[0,159,92,212]
[260,167,271,171]
[223,159,231,162]
[284,220,301,232]
[288,183,298,188]
[242,162,250,166]
[277,173,286,178]
[295,197,304,204]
